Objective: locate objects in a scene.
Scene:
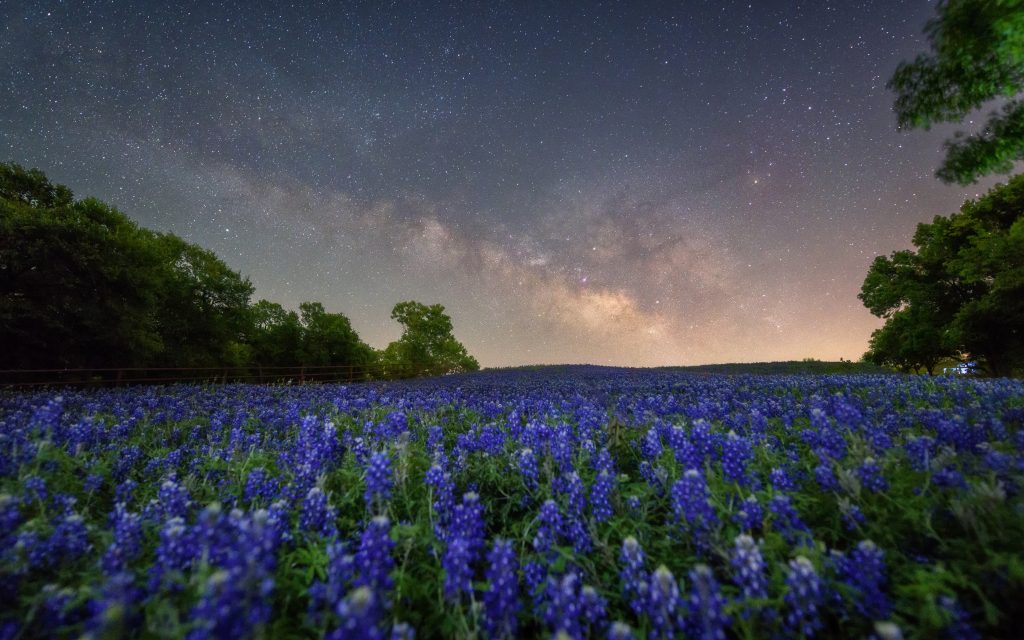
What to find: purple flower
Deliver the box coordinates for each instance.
[730,534,767,602]
[608,621,635,640]
[354,516,394,593]
[768,495,810,545]
[300,487,338,538]
[518,448,539,491]
[858,458,888,493]
[647,565,685,638]
[590,470,615,524]
[620,536,648,618]
[784,556,823,637]
[685,564,729,640]
[721,432,752,486]
[328,586,385,640]
[839,540,891,620]
[534,499,562,555]
[732,495,764,532]
[484,539,520,638]
[102,503,142,575]
[364,452,393,513]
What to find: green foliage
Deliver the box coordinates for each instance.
[382,301,479,378]
[860,175,1024,376]
[1,162,475,380]
[297,301,377,371]
[889,0,1024,184]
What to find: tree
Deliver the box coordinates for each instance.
[889,0,1024,184]
[248,300,303,368]
[150,234,255,367]
[1,168,165,368]
[298,301,376,374]
[860,174,1024,376]
[382,301,479,378]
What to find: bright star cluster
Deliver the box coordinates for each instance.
[0,1,992,366]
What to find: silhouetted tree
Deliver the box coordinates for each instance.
[861,175,1024,376]
[382,301,479,378]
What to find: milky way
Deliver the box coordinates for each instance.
[0,1,1000,366]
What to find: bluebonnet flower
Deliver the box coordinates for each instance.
[685,564,729,640]
[638,461,666,495]
[770,467,796,492]
[721,431,752,486]
[814,461,839,492]
[24,475,47,503]
[839,540,891,620]
[354,515,395,593]
[581,585,609,635]
[114,479,138,506]
[102,503,142,575]
[784,556,823,637]
[442,535,475,601]
[858,458,888,493]
[933,466,967,489]
[517,448,540,491]
[364,452,393,513]
[85,571,142,639]
[425,464,454,537]
[904,435,935,471]
[300,487,338,538]
[732,495,764,532]
[534,499,562,555]
[187,567,274,640]
[641,428,663,460]
[560,472,592,553]
[730,534,767,602]
[0,494,22,545]
[524,560,547,605]
[671,469,718,553]
[244,468,279,505]
[483,539,520,638]
[327,586,385,640]
[149,476,191,522]
[608,621,636,640]
[647,565,686,639]
[620,536,648,617]
[590,470,615,523]
[152,517,193,589]
[938,596,980,640]
[84,473,104,492]
[47,512,90,561]
[626,495,642,513]
[838,498,866,531]
[542,570,594,638]
[768,495,810,545]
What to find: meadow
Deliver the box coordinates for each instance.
[1,366,1022,638]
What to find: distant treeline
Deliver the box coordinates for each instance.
[661,360,891,376]
[0,162,478,379]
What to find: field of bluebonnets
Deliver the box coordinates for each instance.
[1,366,1023,639]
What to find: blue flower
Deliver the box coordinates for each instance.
[784,556,823,637]
[483,539,520,638]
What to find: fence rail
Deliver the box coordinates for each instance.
[0,362,439,388]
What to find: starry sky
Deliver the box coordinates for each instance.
[0,1,1000,367]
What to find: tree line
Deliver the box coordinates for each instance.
[0,163,478,380]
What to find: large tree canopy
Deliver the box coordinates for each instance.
[382,301,479,378]
[860,174,1024,376]
[890,0,1024,184]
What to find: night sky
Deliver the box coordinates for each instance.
[0,1,998,366]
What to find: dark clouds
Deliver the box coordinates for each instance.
[0,1,996,365]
